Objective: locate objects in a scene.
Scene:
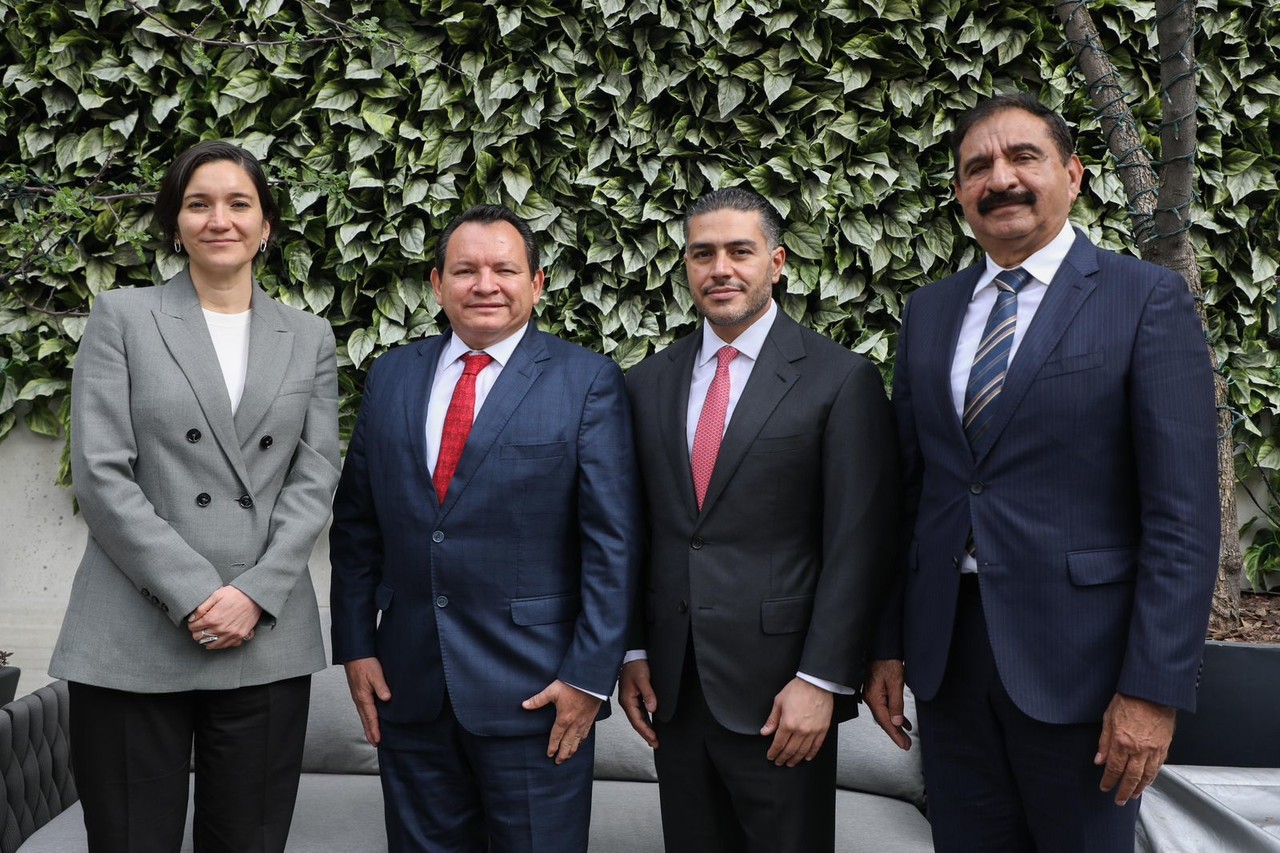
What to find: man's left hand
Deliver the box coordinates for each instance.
[523,679,602,765]
[1095,692,1176,805]
[760,678,834,767]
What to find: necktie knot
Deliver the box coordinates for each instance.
[995,267,1032,294]
[716,346,739,369]
[461,352,493,376]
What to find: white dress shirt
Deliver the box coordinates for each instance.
[627,301,852,696]
[951,220,1076,572]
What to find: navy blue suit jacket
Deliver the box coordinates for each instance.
[329,323,642,736]
[877,231,1218,724]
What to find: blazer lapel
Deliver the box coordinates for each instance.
[658,334,701,517]
[698,314,802,519]
[233,286,294,447]
[437,323,547,514]
[935,268,979,450]
[969,233,1101,461]
[151,270,249,489]
[405,335,447,495]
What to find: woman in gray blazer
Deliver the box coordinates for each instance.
[49,141,340,853]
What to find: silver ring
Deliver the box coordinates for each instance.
[200,629,213,638]
[199,634,218,645]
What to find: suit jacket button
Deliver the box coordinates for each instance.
[140,587,150,598]
[691,537,704,550]
[186,429,201,443]
[435,595,449,608]
[970,482,984,494]
[238,495,254,508]
[678,600,688,614]
[432,531,445,543]
[259,435,273,449]
[196,493,211,507]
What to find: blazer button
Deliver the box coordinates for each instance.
[691,537,704,550]
[678,600,688,614]
[259,435,273,449]
[140,587,150,598]
[435,595,449,608]
[195,493,211,507]
[186,429,201,443]
[238,495,254,508]
[970,482,984,495]
[432,531,445,543]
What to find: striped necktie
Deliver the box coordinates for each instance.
[963,267,1032,446]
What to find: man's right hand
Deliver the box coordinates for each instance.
[618,660,659,748]
[865,659,913,751]
[343,657,391,747]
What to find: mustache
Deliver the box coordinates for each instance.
[978,190,1036,214]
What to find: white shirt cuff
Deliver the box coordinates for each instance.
[797,671,856,695]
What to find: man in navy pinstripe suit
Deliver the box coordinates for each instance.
[866,94,1219,852]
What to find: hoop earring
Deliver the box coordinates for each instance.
[260,239,267,254]
[173,240,182,253]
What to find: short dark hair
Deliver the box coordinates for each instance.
[434,205,540,274]
[154,140,280,247]
[684,187,784,250]
[950,93,1076,169]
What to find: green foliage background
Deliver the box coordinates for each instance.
[1,0,1278,486]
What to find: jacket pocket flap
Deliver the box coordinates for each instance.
[1039,350,1103,379]
[375,582,394,611]
[511,593,581,626]
[761,595,814,635]
[500,441,567,460]
[278,378,315,396]
[1067,547,1138,586]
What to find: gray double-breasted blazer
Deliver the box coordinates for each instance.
[50,270,340,692]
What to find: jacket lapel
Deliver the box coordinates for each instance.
[969,232,1101,461]
[233,286,294,447]
[935,267,980,450]
[151,270,249,490]
[658,334,701,517]
[437,323,547,515]
[404,335,447,495]
[697,313,802,520]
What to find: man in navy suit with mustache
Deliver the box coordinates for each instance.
[866,94,1219,852]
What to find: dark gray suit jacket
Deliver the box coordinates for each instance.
[51,270,340,692]
[627,309,899,734]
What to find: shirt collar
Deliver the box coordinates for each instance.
[697,300,778,367]
[976,220,1077,294]
[443,323,529,368]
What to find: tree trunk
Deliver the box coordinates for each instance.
[1055,0,1241,631]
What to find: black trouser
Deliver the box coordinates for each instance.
[69,676,311,853]
[653,642,837,853]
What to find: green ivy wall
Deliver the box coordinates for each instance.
[1,0,1277,478]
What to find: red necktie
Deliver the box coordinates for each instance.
[691,346,739,509]
[434,352,493,501]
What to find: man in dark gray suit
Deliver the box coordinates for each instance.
[618,188,899,852]
[866,94,1219,853]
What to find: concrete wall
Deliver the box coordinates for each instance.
[0,421,332,699]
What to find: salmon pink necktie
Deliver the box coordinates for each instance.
[434,352,493,501]
[691,346,739,509]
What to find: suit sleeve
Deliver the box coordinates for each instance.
[557,360,644,695]
[329,358,386,663]
[231,323,341,620]
[799,356,901,688]
[70,294,226,626]
[1118,270,1219,710]
[871,297,919,661]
